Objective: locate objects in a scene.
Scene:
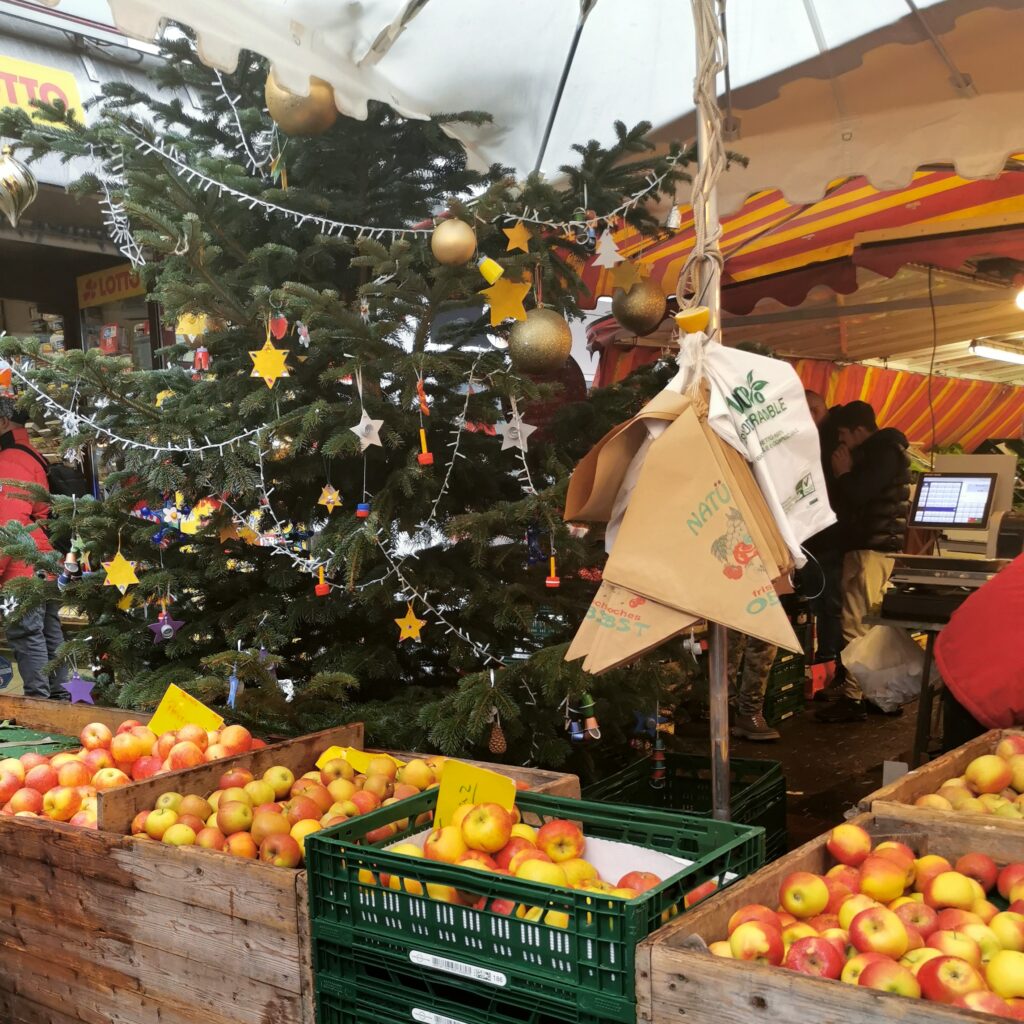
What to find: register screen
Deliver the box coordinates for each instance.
[911,473,997,530]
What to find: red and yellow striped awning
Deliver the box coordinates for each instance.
[580,168,1024,312]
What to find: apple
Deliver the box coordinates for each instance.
[41,785,81,821]
[849,906,909,958]
[619,871,662,894]
[858,960,921,997]
[178,794,213,821]
[917,955,987,1003]
[0,758,25,784]
[289,818,321,857]
[457,849,498,870]
[901,947,944,975]
[116,719,143,735]
[781,922,818,952]
[894,901,939,939]
[914,795,953,811]
[217,801,254,835]
[92,767,130,791]
[286,795,324,826]
[175,723,208,751]
[927,930,983,967]
[510,823,537,844]
[56,761,91,789]
[219,724,253,755]
[196,826,227,851]
[684,880,718,909]
[975,900,1000,924]
[320,758,355,784]
[515,857,568,888]
[965,754,1013,794]
[989,950,1024,1000]
[778,872,829,920]
[998,735,1024,759]
[154,791,183,813]
[365,755,397,781]
[163,823,197,846]
[826,823,872,867]
[534,818,584,862]
[784,936,844,978]
[728,904,781,935]
[131,755,163,781]
[166,741,205,772]
[874,841,916,886]
[110,732,146,768]
[859,855,908,903]
[349,791,381,815]
[1001,866,1024,900]
[992,913,1024,952]
[177,814,206,834]
[936,908,983,931]
[19,753,48,772]
[365,822,398,844]
[495,837,535,871]
[915,855,953,893]
[729,921,784,965]
[220,768,256,790]
[925,871,978,910]
[155,731,178,760]
[80,723,113,750]
[82,749,114,774]
[362,775,394,802]
[823,877,852,915]
[396,758,433,790]
[841,952,888,985]
[425,824,469,864]
[962,923,1002,965]
[508,848,552,874]
[221,787,253,808]
[708,940,732,958]
[130,726,157,754]
[326,778,356,805]
[819,928,848,957]
[296,782,333,815]
[954,991,1015,1018]
[145,807,179,840]
[259,833,302,868]
[24,763,59,794]
[838,894,878,931]
[130,810,149,835]
[205,744,230,762]
[807,913,840,932]
[69,811,97,829]
[225,831,259,858]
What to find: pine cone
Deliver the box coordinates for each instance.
[488,720,507,755]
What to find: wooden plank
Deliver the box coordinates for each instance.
[874,805,1024,863]
[295,871,316,1024]
[0,693,149,733]
[374,747,582,798]
[97,720,364,833]
[857,729,1007,810]
[636,812,1024,1024]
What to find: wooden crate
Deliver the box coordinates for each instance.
[0,693,150,734]
[635,811,1023,1024]
[0,727,580,1024]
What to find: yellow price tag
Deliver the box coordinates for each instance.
[314,746,406,773]
[315,745,347,769]
[148,684,224,736]
[435,760,516,828]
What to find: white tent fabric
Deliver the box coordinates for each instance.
[33,0,1024,212]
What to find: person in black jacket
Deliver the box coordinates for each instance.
[816,400,911,722]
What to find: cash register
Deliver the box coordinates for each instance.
[881,467,1021,623]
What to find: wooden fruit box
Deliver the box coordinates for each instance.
[635,811,1023,1024]
[0,725,581,1024]
[0,692,150,734]
[859,729,1024,837]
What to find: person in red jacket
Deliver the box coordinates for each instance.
[935,553,1024,750]
[0,399,65,698]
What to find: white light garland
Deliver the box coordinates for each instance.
[212,70,270,175]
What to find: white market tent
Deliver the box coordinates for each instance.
[34,0,1024,818]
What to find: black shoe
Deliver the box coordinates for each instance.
[813,684,845,703]
[731,713,781,742]
[815,697,867,723]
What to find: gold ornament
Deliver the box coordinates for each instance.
[488,719,507,755]
[431,219,477,266]
[612,279,667,337]
[264,72,338,137]
[0,146,38,229]
[508,307,572,376]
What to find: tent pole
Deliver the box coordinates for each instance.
[691,0,730,821]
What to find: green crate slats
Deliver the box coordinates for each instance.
[306,790,764,1022]
[0,724,77,760]
[582,755,786,868]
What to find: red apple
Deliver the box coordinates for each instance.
[82,748,114,774]
[92,767,130,791]
[534,817,583,862]
[175,723,209,751]
[259,833,303,868]
[895,901,940,939]
[618,871,662,894]
[219,724,253,755]
[728,904,781,935]
[24,763,59,794]
[285,796,322,827]
[80,723,113,750]
[196,826,228,851]
[917,955,987,1003]
[0,771,20,804]
[784,936,844,979]
[57,761,92,789]
[115,719,143,735]
[110,732,146,768]
[225,831,258,858]
[130,755,163,781]
[155,731,178,760]
[219,768,255,790]
[953,991,1015,1018]
[826,823,872,867]
[1000,865,1024,900]
[958,853,999,894]
[849,906,909,958]
[858,960,921,997]
[167,741,205,772]
[729,921,784,965]
[495,837,534,870]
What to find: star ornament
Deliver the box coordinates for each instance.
[63,672,94,705]
[318,484,342,514]
[497,414,537,452]
[249,339,290,389]
[503,221,533,253]
[612,259,645,291]
[482,277,530,327]
[351,408,384,451]
[103,550,139,594]
[395,602,426,643]
[149,612,185,645]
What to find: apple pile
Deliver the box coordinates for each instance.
[376,801,665,924]
[708,822,1024,1018]
[914,737,1024,819]
[0,720,263,829]
[130,753,446,867]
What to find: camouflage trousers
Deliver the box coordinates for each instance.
[725,631,778,717]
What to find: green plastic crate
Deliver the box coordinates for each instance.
[0,724,77,760]
[767,653,805,692]
[583,755,786,866]
[314,938,616,1024]
[306,789,764,1023]
[765,686,806,726]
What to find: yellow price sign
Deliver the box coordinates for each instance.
[314,746,406,774]
[148,684,224,736]
[435,760,516,828]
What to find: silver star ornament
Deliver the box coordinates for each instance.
[350,408,384,451]
[497,414,537,452]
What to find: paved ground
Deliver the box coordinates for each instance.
[671,699,918,849]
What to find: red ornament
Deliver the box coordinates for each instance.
[270,313,288,340]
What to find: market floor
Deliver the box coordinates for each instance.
[672,699,918,851]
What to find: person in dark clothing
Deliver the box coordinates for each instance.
[816,400,911,723]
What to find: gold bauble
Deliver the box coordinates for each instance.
[612,279,667,337]
[0,146,38,229]
[264,72,338,137]
[508,307,572,377]
[430,219,477,266]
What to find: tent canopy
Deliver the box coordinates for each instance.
[37,0,1024,212]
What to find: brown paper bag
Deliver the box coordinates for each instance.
[565,390,690,522]
[566,582,698,673]
[602,402,800,652]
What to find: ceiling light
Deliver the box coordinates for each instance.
[970,339,1024,366]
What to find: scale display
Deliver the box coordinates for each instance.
[910,472,998,530]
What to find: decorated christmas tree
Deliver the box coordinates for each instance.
[0,34,688,768]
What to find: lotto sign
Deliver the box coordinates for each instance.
[0,56,84,124]
[77,263,146,308]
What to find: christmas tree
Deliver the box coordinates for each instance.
[0,34,688,769]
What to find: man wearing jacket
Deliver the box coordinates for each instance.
[0,399,65,698]
[817,401,911,722]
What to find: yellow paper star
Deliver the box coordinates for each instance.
[482,277,531,327]
[395,602,426,643]
[249,340,290,389]
[117,592,135,611]
[503,221,532,253]
[155,389,174,408]
[318,484,342,514]
[103,550,139,594]
[612,259,645,291]
[176,313,207,338]
[179,512,201,535]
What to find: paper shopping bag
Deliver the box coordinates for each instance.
[602,402,801,652]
